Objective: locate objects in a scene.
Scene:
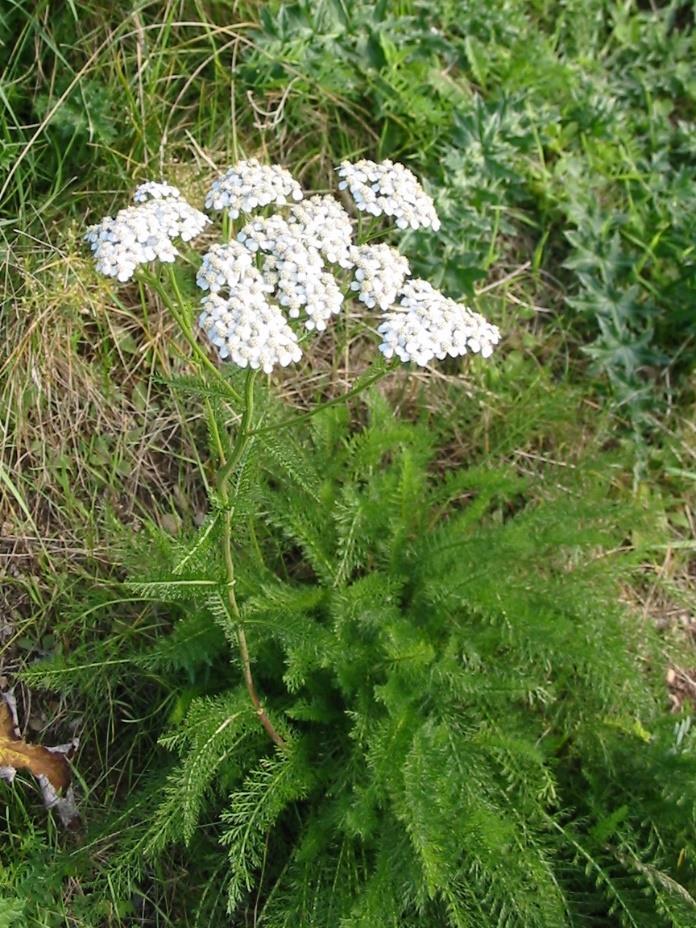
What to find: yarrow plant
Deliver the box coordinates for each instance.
[83,156,501,745]
[69,155,696,928]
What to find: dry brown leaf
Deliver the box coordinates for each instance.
[0,691,79,826]
[667,665,696,714]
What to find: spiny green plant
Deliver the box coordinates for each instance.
[23,392,696,926]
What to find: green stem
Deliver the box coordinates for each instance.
[205,398,226,465]
[142,265,391,749]
[143,267,242,403]
[216,369,256,498]
[217,370,286,749]
[142,267,282,747]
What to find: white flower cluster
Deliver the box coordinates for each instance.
[196,239,307,371]
[336,159,441,231]
[288,195,354,268]
[205,159,303,218]
[236,215,296,254]
[199,293,302,373]
[350,244,410,310]
[83,159,500,372]
[196,242,256,293]
[378,279,501,366]
[133,181,182,202]
[85,195,209,282]
[237,216,344,331]
[263,253,343,332]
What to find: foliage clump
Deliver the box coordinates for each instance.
[22,393,696,926]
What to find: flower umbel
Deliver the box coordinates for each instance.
[262,253,344,332]
[205,159,303,218]
[350,244,410,310]
[195,238,312,370]
[337,159,441,231]
[238,217,344,331]
[85,191,209,282]
[133,181,182,203]
[288,195,355,269]
[236,215,298,255]
[198,293,302,373]
[196,242,258,294]
[378,279,501,365]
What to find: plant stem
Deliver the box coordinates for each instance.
[216,368,256,494]
[144,267,242,403]
[148,264,385,748]
[147,268,283,747]
[217,370,286,749]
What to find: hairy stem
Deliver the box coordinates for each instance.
[217,370,286,749]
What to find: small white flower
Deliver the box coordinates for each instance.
[288,195,355,268]
[262,253,344,332]
[336,159,441,232]
[378,279,500,365]
[349,243,410,310]
[238,217,344,331]
[85,196,209,281]
[198,292,302,373]
[205,159,303,218]
[133,181,182,203]
[236,215,297,255]
[196,242,263,294]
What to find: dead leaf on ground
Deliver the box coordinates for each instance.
[0,690,79,827]
[667,665,696,714]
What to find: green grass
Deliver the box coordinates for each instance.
[1,0,695,924]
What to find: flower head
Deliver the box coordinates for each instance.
[350,244,410,310]
[288,195,354,268]
[262,253,343,332]
[151,198,210,242]
[85,197,209,282]
[205,159,303,218]
[238,217,344,331]
[133,181,182,203]
[336,159,440,232]
[198,293,302,373]
[378,279,500,365]
[236,215,298,255]
[196,242,258,294]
